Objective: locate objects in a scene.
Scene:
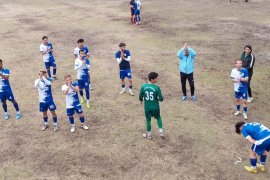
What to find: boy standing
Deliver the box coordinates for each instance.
[139,72,164,139]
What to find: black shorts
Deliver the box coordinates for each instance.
[131,8,135,16]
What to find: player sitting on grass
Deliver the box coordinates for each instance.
[115,43,134,96]
[139,72,164,139]
[35,71,58,131]
[231,60,249,120]
[0,59,21,120]
[62,74,88,133]
[39,36,57,79]
[75,50,91,109]
[235,121,270,174]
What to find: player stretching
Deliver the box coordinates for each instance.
[74,38,93,90]
[39,36,57,79]
[115,43,134,96]
[75,50,91,109]
[235,121,270,174]
[231,60,249,120]
[62,74,89,133]
[0,59,21,120]
[134,0,142,25]
[35,71,58,131]
[139,72,164,139]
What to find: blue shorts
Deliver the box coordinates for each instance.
[135,9,140,15]
[235,91,248,100]
[78,79,89,89]
[120,69,132,80]
[0,90,15,102]
[39,101,57,112]
[45,59,56,69]
[251,138,270,155]
[66,105,83,116]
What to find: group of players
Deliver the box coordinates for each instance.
[129,0,142,25]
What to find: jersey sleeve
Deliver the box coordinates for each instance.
[126,50,131,57]
[241,126,251,139]
[230,69,235,79]
[85,47,89,55]
[61,85,66,92]
[49,43,53,49]
[139,85,144,101]
[115,51,120,59]
[72,82,78,87]
[40,45,44,52]
[177,48,184,60]
[5,69,10,76]
[189,48,197,59]
[157,87,164,102]
[244,69,249,79]
[74,48,78,57]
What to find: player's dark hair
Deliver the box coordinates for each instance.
[42,36,48,40]
[119,43,126,47]
[77,39,84,43]
[0,59,2,63]
[148,72,159,81]
[235,121,245,134]
[79,49,85,54]
[244,45,252,52]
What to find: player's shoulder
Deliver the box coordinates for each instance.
[2,68,10,73]
[72,82,78,86]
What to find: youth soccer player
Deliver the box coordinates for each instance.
[139,72,164,139]
[115,43,134,96]
[35,71,58,131]
[74,38,93,90]
[62,74,89,133]
[0,59,21,120]
[39,36,57,79]
[134,0,141,25]
[75,50,91,109]
[235,121,270,174]
[231,60,249,120]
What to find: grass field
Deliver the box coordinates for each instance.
[0,0,270,179]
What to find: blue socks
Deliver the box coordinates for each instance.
[53,68,56,76]
[121,84,125,89]
[243,107,247,113]
[80,116,85,123]
[47,69,51,78]
[43,116,48,124]
[69,116,75,125]
[2,103,7,112]
[79,90,83,97]
[13,102,20,112]
[250,158,257,168]
[86,89,90,100]
[129,85,132,90]
[53,116,57,123]
[260,155,267,165]
[236,105,240,111]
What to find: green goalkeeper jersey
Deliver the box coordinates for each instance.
[139,83,163,110]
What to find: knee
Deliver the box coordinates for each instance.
[250,151,257,158]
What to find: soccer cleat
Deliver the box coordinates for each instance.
[71,126,76,133]
[52,75,57,80]
[4,112,9,120]
[16,112,22,119]
[159,132,165,138]
[181,96,187,101]
[80,97,85,104]
[234,111,241,116]
[257,163,265,172]
[120,90,126,94]
[82,124,89,130]
[41,125,49,131]
[244,166,257,174]
[247,97,253,103]
[129,89,135,96]
[86,101,90,109]
[191,95,197,101]
[243,113,248,120]
[53,125,58,132]
[143,133,152,140]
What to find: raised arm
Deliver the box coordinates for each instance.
[42,76,52,85]
[74,59,84,70]
[0,72,9,80]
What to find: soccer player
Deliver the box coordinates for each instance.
[134,0,142,25]
[115,43,134,96]
[130,0,135,23]
[241,45,255,103]
[75,50,91,109]
[0,59,21,120]
[39,36,57,79]
[34,71,58,131]
[231,60,249,120]
[235,121,270,174]
[139,72,164,139]
[177,42,197,101]
[74,38,93,90]
[62,74,89,133]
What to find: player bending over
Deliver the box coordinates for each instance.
[0,59,21,120]
[235,121,270,174]
[62,74,89,133]
[139,72,164,139]
[75,50,91,109]
[39,36,57,79]
[35,71,58,131]
[231,60,249,120]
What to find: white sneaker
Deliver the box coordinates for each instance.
[234,111,241,116]
[4,112,9,120]
[41,124,49,131]
[159,132,165,138]
[129,89,134,96]
[143,133,152,140]
[71,126,76,133]
[82,124,89,130]
[247,97,253,103]
[243,113,248,120]
[54,125,58,132]
[120,89,126,94]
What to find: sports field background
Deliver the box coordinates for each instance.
[0,0,270,179]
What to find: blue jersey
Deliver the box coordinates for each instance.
[115,50,131,70]
[0,68,12,92]
[74,46,90,58]
[75,58,90,81]
[242,122,270,141]
[40,42,55,62]
[62,82,80,108]
[35,77,54,103]
[231,68,248,92]
[134,1,141,10]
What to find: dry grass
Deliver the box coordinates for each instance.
[0,0,270,179]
